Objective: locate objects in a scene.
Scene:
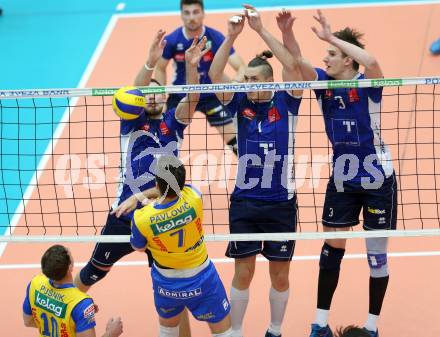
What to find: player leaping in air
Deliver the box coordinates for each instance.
[276,9,396,337]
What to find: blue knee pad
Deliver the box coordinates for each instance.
[366,237,389,278]
[319,242,345,271]
[80,262,110,286]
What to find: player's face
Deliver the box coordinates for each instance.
[323,45,350,78]
[144,83,166,116]
[181,4,204,32]
[244,65,273,101]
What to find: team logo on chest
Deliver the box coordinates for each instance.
[242,107,256,120]
[324,89,333,99]
[348,88,360,103]
[160,121,170,135]
[268,107,281,123]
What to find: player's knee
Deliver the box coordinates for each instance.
[269,269,290,290]
[212,328,233,337]
[233,266,254,288]
[159,324,179,337]
[366,237,389,278]
[319,242,345,271]
[79,262,110,286]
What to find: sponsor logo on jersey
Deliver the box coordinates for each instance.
[151,208,196,235]
[177,43,184,51]
[175,53,185,62]
[367,207,386,215]
[202,50,214,62]
[222,299,229,311]
[158,286,202,299]
[268,107,281,123]
[34,290,67,318]
[348,88,360,103]
[160,121,170,135]
[83,303,95,324]
[242,108,256,120]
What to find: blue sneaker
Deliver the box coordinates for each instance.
[265,330,281,337]
[362,328,379,337]
[309,324,333,337]
[430,38,440,55]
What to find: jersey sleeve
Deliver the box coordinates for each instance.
[185,184,202,197]
[209,29,235,55]
[366,86,383,103]
[225,92,245,118]
[120,115,145,135]
[165,107,189,131]
[161,32,175,60]
[22,283,32,315]
[130,213,148,249]
[281,91,301,115]
[72,298,96,333]
[313,68,328,99]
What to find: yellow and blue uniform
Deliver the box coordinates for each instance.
[131,185,230,323]
[23,274,96,337]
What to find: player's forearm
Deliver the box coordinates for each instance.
[185,61,200,104]
[282,31,316,81]
[209,36,236,83]
[329,35,378,69]
[258,28,296,71]
[154,67,167,86]
[134,66,154,86]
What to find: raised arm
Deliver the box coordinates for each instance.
[244,4,302,95]
[312,10,383,79]
[134,30,167,86]
[175,36,210,124]
[209,15,245,103]
[276,9,317,81]
[228,52,246,82]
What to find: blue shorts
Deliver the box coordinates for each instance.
[167,94,233,126]
[226,196,297,261]
[152,261,230,323]
[322,173,398,230]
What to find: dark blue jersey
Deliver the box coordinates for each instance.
[162,26,235,99]
[314,68,393,186]
[113,109,187,218]
[226,91,301,201]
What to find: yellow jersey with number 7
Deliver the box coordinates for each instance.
[131,185,207,269]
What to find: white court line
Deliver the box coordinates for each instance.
[0,15,120,258]
[115,0,440,18]
[1,251,439,270]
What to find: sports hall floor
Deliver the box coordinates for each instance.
[0,0,439,336]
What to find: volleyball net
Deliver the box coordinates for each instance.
[0,76,439,242]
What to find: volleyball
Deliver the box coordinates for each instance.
[112,86,145,120]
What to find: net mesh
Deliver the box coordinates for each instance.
[1,78,439,241]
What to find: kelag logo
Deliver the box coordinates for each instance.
[34,290,67,318]
[151,208,196,235]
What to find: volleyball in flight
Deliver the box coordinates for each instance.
[112,86,145,120]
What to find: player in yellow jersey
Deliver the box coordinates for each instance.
[130,156,232,337]
[23,245,123,337]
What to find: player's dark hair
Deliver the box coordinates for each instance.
[248,50,274,78]
[180,0,204,10]
[333,27,365,71]
[155,157,186,198]
[334,325,371,337]
[41,245,71,281]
